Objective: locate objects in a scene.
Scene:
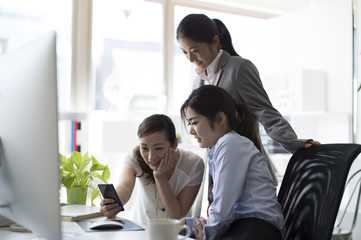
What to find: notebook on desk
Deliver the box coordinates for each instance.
[61,204,104,222]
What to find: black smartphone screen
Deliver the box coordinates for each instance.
[98,184,124,211]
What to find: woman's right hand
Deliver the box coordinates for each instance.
[99,198,122,218]
[154,148,178,180]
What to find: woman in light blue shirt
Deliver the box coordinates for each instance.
[180,85,284,240]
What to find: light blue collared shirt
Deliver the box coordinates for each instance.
[204,131,284,240]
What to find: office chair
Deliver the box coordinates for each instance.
[332,169,361,240]
[277,144,361,240]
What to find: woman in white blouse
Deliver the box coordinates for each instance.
[100,114,204,224]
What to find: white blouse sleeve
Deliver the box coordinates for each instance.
[187,157,205,186]
[122,147,141,176]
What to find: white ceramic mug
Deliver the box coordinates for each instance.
[147,218,191,240]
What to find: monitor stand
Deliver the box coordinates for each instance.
[9,223,32,233]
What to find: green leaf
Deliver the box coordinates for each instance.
[101,165,110,182]
[91,189,100,207]
[59,153,66,164]
[62,175,75,189]
[83,171,91,181]
[82,152,90,162]
[90,163,105,172]
[78,162,90,174]
[60,155,74,172]
[91,156,99,165]
[72,151,82,169]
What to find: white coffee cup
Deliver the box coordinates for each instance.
[147,218,191,240]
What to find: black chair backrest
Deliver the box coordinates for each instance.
[278,144,361,240]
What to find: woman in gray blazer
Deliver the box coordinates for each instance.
[176,14,319,182]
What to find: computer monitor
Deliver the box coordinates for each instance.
[0,32,61,240]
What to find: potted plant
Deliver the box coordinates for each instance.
[60,151,110,206]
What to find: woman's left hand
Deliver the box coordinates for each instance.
[193,217,206,240]
[304,140,321,148]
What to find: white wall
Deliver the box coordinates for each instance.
[356,0,361,143]
[233,0,353,144]
[289,0,352,113]
[235,0,352,116]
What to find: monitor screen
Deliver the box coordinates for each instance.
[0,32,61,240]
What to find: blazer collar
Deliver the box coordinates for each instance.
[213,50,231,86]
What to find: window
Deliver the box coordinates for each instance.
[92,0,164,113]
[0,0,72,111]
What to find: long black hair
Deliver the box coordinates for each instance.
[176,14,239,56]
[212,18,239,56]
[180,85,261,151]
[135,114,177,184]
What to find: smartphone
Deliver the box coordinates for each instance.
[98,184,124,211]
[186,217,201,231]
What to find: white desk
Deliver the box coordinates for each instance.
[0,220,149,240]
[0,213,193,240]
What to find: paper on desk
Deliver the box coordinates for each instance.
[61,204,104,222]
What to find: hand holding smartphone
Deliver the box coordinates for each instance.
[98,183,124,211]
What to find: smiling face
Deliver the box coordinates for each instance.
[139,131,172,171]
[185,107,220,149]
[178,37,219,72]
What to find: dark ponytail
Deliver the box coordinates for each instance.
[212,18,239,57]
[234,102,261,151]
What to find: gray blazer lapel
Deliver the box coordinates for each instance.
[214,51,230,86]
[214,71,222,86]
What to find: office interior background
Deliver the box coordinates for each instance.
[1,0,361,236]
